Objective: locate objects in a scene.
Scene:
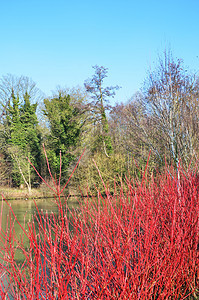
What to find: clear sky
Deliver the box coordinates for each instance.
[0,0,199,105]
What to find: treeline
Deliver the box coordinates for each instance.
[0,52,199,193]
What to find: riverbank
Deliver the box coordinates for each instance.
[0,186,84,201]
[0,186,52,200]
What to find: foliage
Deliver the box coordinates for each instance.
[43,93,82,179]
[2,90,41,188]
[0,52,199,189]
[70,150,129,194]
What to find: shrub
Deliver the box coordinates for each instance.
[0,150,198,299]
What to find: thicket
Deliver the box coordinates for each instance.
[0,149,198,299]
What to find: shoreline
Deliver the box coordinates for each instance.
[0,187,85,201]
[0,187,53,201]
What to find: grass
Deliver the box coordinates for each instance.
[0,149,198,299]
[0,187,46,200]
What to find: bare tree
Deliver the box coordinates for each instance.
[84,65,120,157]
[0,74,43,121]
[110,52,199,174]
[139,51,198,168]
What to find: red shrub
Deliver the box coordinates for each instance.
[0,150,198,299]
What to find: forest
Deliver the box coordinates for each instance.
[0,52,198,298]
[0,51,199,194]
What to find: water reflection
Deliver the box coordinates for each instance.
[0,197,79,260]
[0,197,80,298]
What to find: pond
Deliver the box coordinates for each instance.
[0,197,80,257]
[0,196,80,246]
[0,197,80,298]
[1,196,79,224]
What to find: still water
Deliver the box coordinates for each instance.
[1,197,79,243]
[0,197,80,298]
[1,196,79,242]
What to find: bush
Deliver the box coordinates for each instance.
[0,151,198,299]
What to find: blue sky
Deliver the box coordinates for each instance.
[0,0,199,105]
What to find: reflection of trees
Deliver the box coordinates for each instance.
[0,198,79,262]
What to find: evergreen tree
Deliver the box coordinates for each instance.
[4,91,41,188]
[43,93,81,178]
[9,93,22,139]
[20,92,41,170]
